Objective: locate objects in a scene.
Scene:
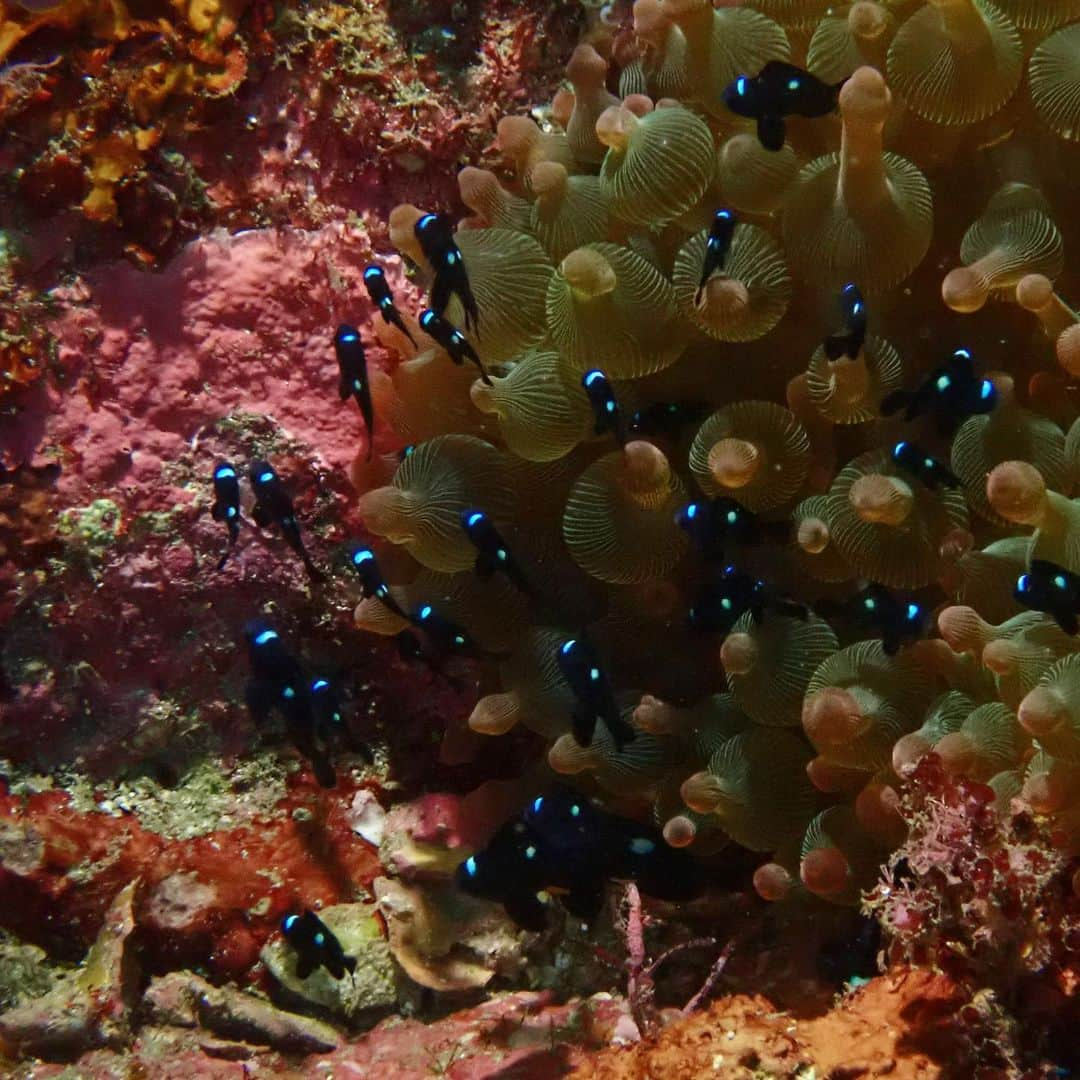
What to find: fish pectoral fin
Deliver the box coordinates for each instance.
[251,504,271,528]
[756,112,786,152]
[561,880,605,922]
[294,956,315,980]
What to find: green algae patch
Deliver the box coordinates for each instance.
[57,499,122,553]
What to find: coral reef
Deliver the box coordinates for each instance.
[3,0,1080,1076]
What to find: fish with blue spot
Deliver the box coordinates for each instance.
[413,212,480,333]
[243,620,336,787]
[281,910,356,980]
[411,603,499,661]
[349,544,409,619]
[418,308,491,385]
[689,564,807,635]
[460,508,532,595]
[249,460,324,582]
[248,461,323,580]
[891,441,961,490]
[880,347,996,432]
[846,584,930,655]
[333,324,375,461]
[1015,559,1080,635]
[393,627,467,691]
[582,368,626,446]
[556,636,636,751]
[675,496,786,564]
[455,787,704,930]
[362,265,417,346]
[695,209,737,304]
[309,674,373,765]
[210,461,242,570]
[722,61,844,152]
[823,283,867,362]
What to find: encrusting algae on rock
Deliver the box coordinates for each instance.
[3,0,1080,1075]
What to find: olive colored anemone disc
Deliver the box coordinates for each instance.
[357,434,516,573]
[715,133,799,215]
[790,495,852,584]
[390,350,498,443]
[701,727,816,852]
[470,348,591,462]
[473,626,579,740]
[806,335,903,424]
[781,151,932,295]
[1020,655,1080,764]
[529,174,610,265]
[806,5,891,84]
[804,640,935,771]
[673,223,792,342]
[1031,25,1080,142]
[951,407,1067,526]
[724,609,839,728]
[549,713,683,795]
[948,702,1028,779]
[547,243,684,379]
[689,401,810,512]
[826,448,969,588]
[999,0,1080,29]
[598,106,715,227]
[800,806,882,906]
[443,228,554,365]
[944,536,1029,624]
[562,448,688,584]
[751,0,831,30]
[886,0,1021,125]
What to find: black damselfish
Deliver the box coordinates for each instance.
[414,212,480,333]
[244,621,336,787]
[722,61,843,152]
[556,636,636,751]
[1015,559,1080,635]
[848,584,929,655]
[675,496,786,563]
[349,545,409,619]
[412,603,489,660]
[418,308,491,385]
[281,910,356,980]
[310,674,373,765]
[394,628,466,691]
[249,461,324,581]
[210,461,241,571]
[689,564,807,635]
[824,283,867,361]
[334,324,375,462]
[880,347,996,432]
[460,508,532,595]
[695,209,736,303]
[455,787,703,930]
[582,369,626,446]
[891,441,961,490]
[362,264,417,346]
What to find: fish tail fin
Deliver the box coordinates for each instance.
[343,954,357,975]
[571,709,596,749]
[1061,610,1079,636]
[757,112,786,152]
[823,333,853,361]
[312,754,337,788]
[940,466,963,488]
[216,548,231,572]
[879,389,911,417]
[607,711,638,752]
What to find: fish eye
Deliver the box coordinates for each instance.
[721,597,732,610]
[226,507,236,518]
[353,548,373,564]
[570,804,580,817]
[314,932,325,945]
[282,686,296,699]
[1054,575,1067,589]
[725,509,738,524]
[589,666,600,681]
[560,639,576,654]
[464,856,478,876]
[254,629,278,646]
[532,796,544,813]
[923,458,934,469]
[787,78,800,90]
[418,605,432,620]
[906,602,921,620]
[864,597,876,610]
[525,845,537,859]
[935,375,951,391]
[723,564,735,575]
[453,635,466,646]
